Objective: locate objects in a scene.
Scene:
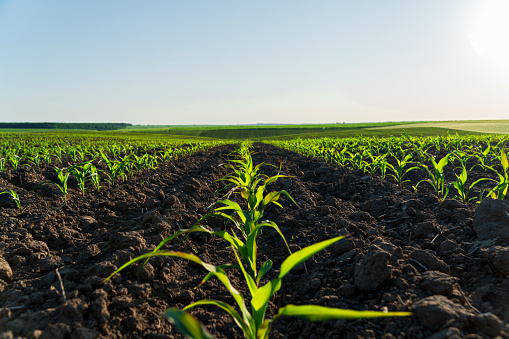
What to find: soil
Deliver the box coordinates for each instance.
[1,143,508,339]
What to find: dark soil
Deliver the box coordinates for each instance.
[0,143,508,339]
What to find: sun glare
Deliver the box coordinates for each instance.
[469,0,509,70]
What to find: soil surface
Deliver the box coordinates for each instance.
[1,143,508,339]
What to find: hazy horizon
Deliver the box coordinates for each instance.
[1,1,509,125]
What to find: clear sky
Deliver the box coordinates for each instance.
[1,1,508,125]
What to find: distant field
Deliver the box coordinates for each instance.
[259,127,484,140]
[1,120,505,140]
[369,120,509,135]
[123,122,423,140]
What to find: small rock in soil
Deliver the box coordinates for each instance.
[112,295,133,308]
[472,198,509,243]
[354,245,392,291]
[129,282,151,298]
[333,238,355,256]
[401,199,421,211]
[163,195,180,206]
[440,199,465,210]
[412,295,470,330]
[56,299,86,325]
[412,221,437,239]
[39,255,64,273]
[486,246,509,277]
[15,240,49,256]
[79,216,97,228]
[109,231,146,251]
[134,262,156,282]
[420,271,455,295]
[84,261,117,278]
[439,239,457,256]
[0,257,12,282]
[91,297,110,323]
[471,312,506,338]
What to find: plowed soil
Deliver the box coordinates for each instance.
[1,143,508,339]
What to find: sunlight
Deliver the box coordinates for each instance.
[469,0,509,70]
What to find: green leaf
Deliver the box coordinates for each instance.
[261,191,280,209]
[501,150,509,172]
[251,279,282,329]
[105,251,217,282]
[256,260,272,286]
[232,248,257,298]
[163,308,216,339]
[279,236,346,279]
[183,300,250,336]
[276,305,411,321]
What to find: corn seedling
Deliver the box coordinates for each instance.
[35,167,71,201]
[107,236,411,339]
[100,151,128,184]
[151,145,296,283]
[8,154,21,170]
[89,164,101,191]
[70,161,95,196]
[345,151,368,172]
[0,189,25,211]
[451,150,472,169]
[387,152,420,187]
[472,143,492,172]
[485,149,509,200]
[414,154,451,199]
[451,166,489,203]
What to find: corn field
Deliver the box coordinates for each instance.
[0,132,507,338]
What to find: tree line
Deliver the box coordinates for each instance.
[0,122,132,131]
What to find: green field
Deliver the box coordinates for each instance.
[369,120,509,135]
[1,120,507,140]
[118,121,497,140]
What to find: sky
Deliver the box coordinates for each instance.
[1,0,509,125]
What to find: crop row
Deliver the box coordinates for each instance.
[267,134,509,202]
[106,142,410,338]
[0,133,229,209]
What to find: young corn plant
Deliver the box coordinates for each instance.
[151,145,296,283]
[365,153,388,177]
[452,150,472,170]
[387,152,420,187]
[472,143,492,172]
[345,151,368,172]
[70,161,95,196]
[414,154,451,199]
[485,149,509,200]
[106,236,411,339]
[89,164,101,191]
[34,167,71,201]
[0,189,26,211]
[100,151,128,184]
[8,154,21,170]
[451,166,489,203]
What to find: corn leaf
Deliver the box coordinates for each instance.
[276,305,412,321]
[163,308,215,339]
[183,300,251,336]
[279,236,346,279]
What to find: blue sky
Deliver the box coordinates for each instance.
[1,1,508,124]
